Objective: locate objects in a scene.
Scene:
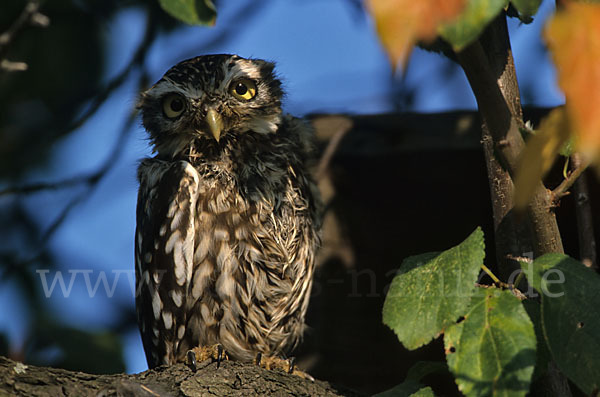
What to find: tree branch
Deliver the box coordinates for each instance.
[0,0,49,72]
[470,13,534,279]
[0,356,360,397]
[456,14,564,258]
[569,153,597,269]
[311,115,354,181]
[456,12,569,396]
[551,156,590,202]
[61,10,156,138]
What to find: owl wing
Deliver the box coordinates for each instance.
[135,158,199,368]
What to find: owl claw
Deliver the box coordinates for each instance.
[254,352,262,366]
[216,344,224,369]
[186,350,197,371]
[187,344,229,370]
[287,356,296,374]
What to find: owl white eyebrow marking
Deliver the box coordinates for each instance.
[220,62,261,91]
[147,78,204,99]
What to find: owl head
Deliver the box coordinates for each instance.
[139,54,284,157]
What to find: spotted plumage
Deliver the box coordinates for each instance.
[135,54,321,368]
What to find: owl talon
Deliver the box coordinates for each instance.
[254,352,262,366]
[186,350,197,371]
[216,344,224,369]
[287,356,296,374]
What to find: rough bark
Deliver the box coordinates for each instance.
[0,356,361,397]
[456,12,570,397]
[477,14,534,279]
[456,15,564,258]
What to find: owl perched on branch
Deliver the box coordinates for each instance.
[135,54,321,370]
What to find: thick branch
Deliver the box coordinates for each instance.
[456,14,564,257]
[457,12,568,396]
[474,14,534,279]
[0,356,359,397]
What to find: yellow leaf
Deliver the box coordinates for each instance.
[514,108,571,209]
[545,2,600,159]
[367,0,466,67]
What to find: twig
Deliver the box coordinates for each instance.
[61,12,157,136]
[315,118,353,180]
[0,11,156,198]
[22,109,139,266]
[0,175,95,197]
[0,60,28,72]
[0,0,49,71]
[570,153,597,269]
[551,156,590,202]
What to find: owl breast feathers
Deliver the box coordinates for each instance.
[134,54,322,368]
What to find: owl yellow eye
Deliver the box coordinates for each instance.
[230,79,257,100]
[162,94,186,119]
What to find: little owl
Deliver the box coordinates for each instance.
[134,54,321,370]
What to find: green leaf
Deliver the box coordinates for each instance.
[522,299,552,381]
[559,136,575,157]
[510,0,542,18]
[444,287,536,397]
[374,381,435,397]
[158,0,216,25]
[439,0,508,50]
[382,228,485,350]
[406,361,449,382]
[520,254,600,394]
[410,387,435,397]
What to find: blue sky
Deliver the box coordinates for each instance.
[0,0,564,374]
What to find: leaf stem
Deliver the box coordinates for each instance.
[481,264,501,284]
[513,271,525,290]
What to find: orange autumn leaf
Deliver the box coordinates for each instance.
[545,2,600,158]
[368,0,466,67]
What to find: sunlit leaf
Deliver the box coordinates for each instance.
[545,2,600,159]
[382,228,484,350]
[367,0,466,66]
[520,254,600,394]
[559,137,575,158]
[158,0,216,25]
[439,0,508,51]
[444,287,536,397]
[514,107,570,209]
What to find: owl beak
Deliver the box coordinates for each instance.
[206,108,223,142]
